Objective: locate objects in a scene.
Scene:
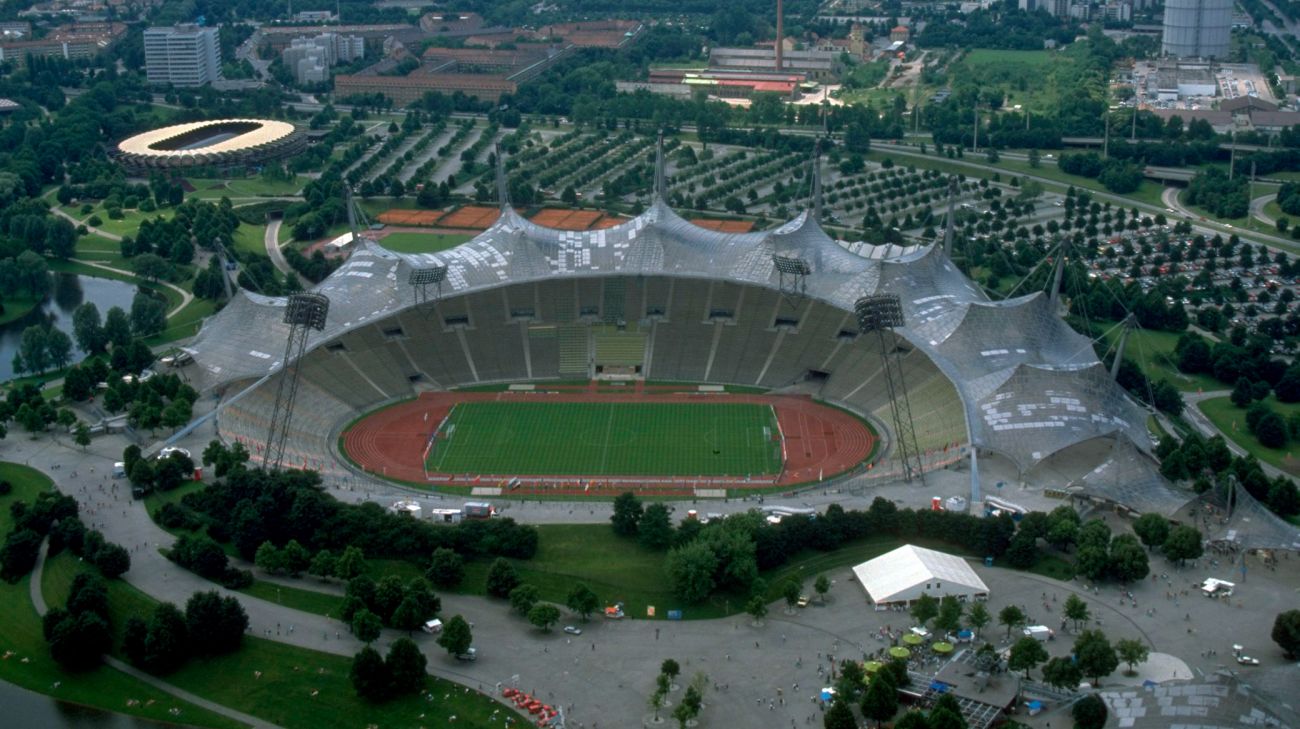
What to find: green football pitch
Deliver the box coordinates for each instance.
[425,401,783,476]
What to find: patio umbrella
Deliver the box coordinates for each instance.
[889,646,910,659]
[864,660,884,674]
[932,641,954,654]
[902,633,924,646]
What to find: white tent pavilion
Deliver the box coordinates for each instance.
[852,544,989,606]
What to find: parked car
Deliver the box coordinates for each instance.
[455,647,478,662]
[564,625,582,635]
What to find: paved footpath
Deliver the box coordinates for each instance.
[28,541,280,729]
[10,432,1300,729]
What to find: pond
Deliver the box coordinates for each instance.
[0,274,140,382]
[0,679,195,728]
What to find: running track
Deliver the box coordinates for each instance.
[342,389,876,495]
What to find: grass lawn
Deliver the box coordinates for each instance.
[0,463,246,729]
[231,223,269,258]
[427,402,783,477]
[1198,395,1300,476]
[378,232,472,254]
[74,234,127,268]
[237,580,344,617]
[0,292,42,326]
[91,209,172,239]
[148,296,217,346]
[41,550,506,729]
[1095,324,1222,393]
[185,177,304,199]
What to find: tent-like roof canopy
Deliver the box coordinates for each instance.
[184,196,1151,473]
[851,544,989,604]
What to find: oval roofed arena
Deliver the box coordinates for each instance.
[115,118,307,172]
[179,145,1159,499]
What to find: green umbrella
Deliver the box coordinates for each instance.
[864,660,884,674]
[889,646,910,659]
[932,641,954,654]
[902,633,924,646]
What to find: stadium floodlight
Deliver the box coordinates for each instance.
[772,255,811,276]
[409,266,448,286]
[854,294,904,333]
[283,293,330,331]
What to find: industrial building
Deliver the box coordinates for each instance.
[144,24,222,87]
[851,545,990,606]
[0,21,125,67]
[709,47,842,80]
[1162,0,1231,59]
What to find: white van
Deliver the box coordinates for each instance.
[422,619,443,634]
[112,462,127,479]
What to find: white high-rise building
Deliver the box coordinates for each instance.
[1162,0,1231,59]
[280,34,364,85]
[144,25,221,87]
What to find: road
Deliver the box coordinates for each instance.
[1251,193,1279,228]
[263,217,308,287]
[1180,389,1295,480]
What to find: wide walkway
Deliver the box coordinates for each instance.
[8,430,1299,729]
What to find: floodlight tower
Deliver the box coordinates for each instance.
[409,265,448,305]
[773,254,811,302]
[264,293,330,470]
[855,293,924,483]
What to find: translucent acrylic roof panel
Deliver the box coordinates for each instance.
[185,198,1149,473]
[1077,436,1196,517]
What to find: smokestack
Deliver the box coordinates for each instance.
[775,0,784,72]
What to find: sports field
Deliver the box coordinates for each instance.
[425,401,783,476]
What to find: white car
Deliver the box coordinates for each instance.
[563,625,582,635]
[1236,655,1260,666]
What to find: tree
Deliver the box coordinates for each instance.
[745,595,768,623]
[385,638,428,696]
[254,541,285,575]
[1162,525,1204,565]
[1108,535,1149,582]
[74,423,91,450]
[351,609,383,643]
[928,694,966,729]
[130,291,167,337]
[93,543,131,579]
[335,545,368,580]
[122,616,149,666]
[391,596,426,633]
[277,541,309,577]
[46,329,73,371]
[611,491,643,535]
[426,547,465,588]
[144,603,190,673]
[860,671,898,727]
[437,615,473,656]
[1041,655,1082,691]
[1132,513,1170,551]
[49,611,112,671]
[510,583,540,616]
[966,602,991,637]
[909,593,939,627]
[665,540,718,603]
[104,306,132,348]
[130,253,170,283]
[1008,636,1049,678]
[486,558,520,598]
[1063,594,1090,632]
[934,595,963,635]
[1,529,42,582]
[1074,629,1119,685]
[783,579,802,612]
[824,698,859,729]
[184,591,248,656]
[566,582,599,622]
[350,646,390,701]
[1116,638,1149,675]
[836,659,866,702]
[638,503,674,550]
[661,658,681,687]
[1272,610,1300,658]
[1073,694,1108,729]
[528,603,562,632]
[998,604,1026,638]
[309,549,337,581]
[814,573,831,603]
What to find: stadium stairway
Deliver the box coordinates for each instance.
[558,325,590,377]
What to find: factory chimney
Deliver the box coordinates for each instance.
[775,0,784,72]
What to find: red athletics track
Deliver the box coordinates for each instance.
[342,387,876,496]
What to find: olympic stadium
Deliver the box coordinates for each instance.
[115,118,307,172]
[180,160,1161,502]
